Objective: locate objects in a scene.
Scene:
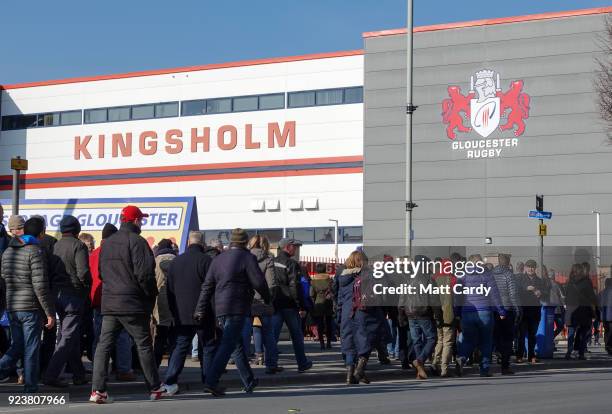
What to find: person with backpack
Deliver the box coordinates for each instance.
[248,235,281,373]
[337,250,381,385]
[271,238,312,373]
[310,263,334,350]
[152,239,176,368]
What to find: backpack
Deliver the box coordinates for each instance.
[351,274,367,316]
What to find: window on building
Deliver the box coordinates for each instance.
[203,230,231,246]
[131,104,155,120]
[206,98,232,114]
[60,110,82,125]
[108,106,131,122]
[257,229,283,244]
[286,228,315,244]
[155,102,178,118]
[1,115,36,130]
[181,100,207,116]
[232,96,259,112]
[288,91,316,108]
[344,87,363,104]
[39,113,60,127]
[316,89,344,106]
[340,226,363,243]
[315,227,336,243]
[84,108,107,124]
[258,94,285,110]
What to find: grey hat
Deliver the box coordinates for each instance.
[525,259,538,268]
[279,238,303,249]
[230,228,249,244]
[8,215,25,231]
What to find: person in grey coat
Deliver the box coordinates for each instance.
[0,218,55,393]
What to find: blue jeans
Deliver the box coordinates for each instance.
[205,315,254,389]
[253,326,263,353]
[409,319,437,363]
[256,315,278,368]
[459,311,494,374]
[44,294,85,381]
[0,311,43,392]
[191,335,199,358]
[272,308,310,369]
[93,308,132,374]
[164,325,215,385]
[387,318,399,356]
[241,316,253,356]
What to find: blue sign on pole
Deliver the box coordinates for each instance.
[528,210,552,219]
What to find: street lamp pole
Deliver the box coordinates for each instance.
[593,210,601,267]
[405,0,418,257]
[329,219,339,263]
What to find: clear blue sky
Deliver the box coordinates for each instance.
[1,0,609,84]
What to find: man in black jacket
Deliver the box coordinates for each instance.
[0,218,55,393]
[90,205,164,404]
[44,215,91,387]
[271,238,312,373]
[194,228,270,397]
[516,259,548,363]
[161,231,213,396]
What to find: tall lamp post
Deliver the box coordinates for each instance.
[592,210,601,267]
[405,0,418,257]
[329,219,339,263]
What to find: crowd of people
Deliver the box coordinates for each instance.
[0,202,611,404]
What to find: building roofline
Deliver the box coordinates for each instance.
[363,6,612,38]
[0,49,364,91]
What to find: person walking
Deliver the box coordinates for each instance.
[152,239,176,368]
[271,238,313,373]
[204,239,223,259]
[337,250,381,385]
[432,259,458,377]
[0,204,9,258]
[310,263,334,350]
[455,254,506,377]
[398,255,442,380]
[90,205,164,403]
[161,231,213,395]
[565,263,598,360]
[89,223,135,382]
[600,278,612,355]
[492,253,521,375]
[43,215,92,387]
[0,218,55,392]
[516,260,547,363]
[194,228,270,397]
[248,235,282,374]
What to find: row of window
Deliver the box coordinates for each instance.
[202,226,363,246]
[1,110,81,131]
[1,86,363,131]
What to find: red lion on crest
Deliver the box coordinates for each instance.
[441,77,530,139]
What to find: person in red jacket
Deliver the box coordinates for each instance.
[90,224,136,382]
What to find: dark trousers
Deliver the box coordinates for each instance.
[397,324,415,367]
[604,321,612,354]
[494,312,515,369]
[44,294,86,381]
[153,325,171,368]
[164,325,215,385]
[313,314,333,346]
[39,325,56,375]
[517,307,540,360]
[92,314,160,392]
[205,315,254,389]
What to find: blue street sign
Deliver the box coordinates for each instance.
[528,210,552,219]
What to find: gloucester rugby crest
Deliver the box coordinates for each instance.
[441,69,531,159]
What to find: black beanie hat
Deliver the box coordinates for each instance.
[59,215,81,235]
[101,223,118,240]
[24,218,44,237]
[157,238,173,250]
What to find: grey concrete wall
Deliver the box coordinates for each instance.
[363,12,612,266]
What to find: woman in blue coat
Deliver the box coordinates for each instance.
[337,251,383,385]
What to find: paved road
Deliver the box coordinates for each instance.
[4,366,611,414]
